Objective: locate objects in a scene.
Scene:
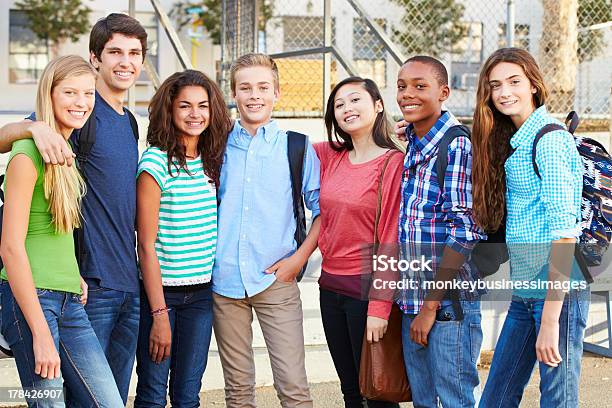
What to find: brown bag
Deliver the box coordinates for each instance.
[359,305,411,402]
[358,154,411,403]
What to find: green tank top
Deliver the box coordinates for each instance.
[1,139,81,294]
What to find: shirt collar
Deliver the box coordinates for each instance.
[232,119,280,144]
[406,111,459,158]
[510,105,548,149]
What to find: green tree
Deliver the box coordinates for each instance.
[170,0,274,45]
[15,0,91,58]
[577,0,612,63]
[390,0,467,58]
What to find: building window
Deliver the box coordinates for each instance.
[9,10,49,84]
[452,22,483,64]
[353,18,387,88]
[135,12,159,82]
[498,24,530,50]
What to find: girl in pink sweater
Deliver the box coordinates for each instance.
[314,77,404,408]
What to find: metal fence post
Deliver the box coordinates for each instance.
[323,0,332,115]
[253,0,260,53]
[506,0,515,47]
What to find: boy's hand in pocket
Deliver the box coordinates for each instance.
[265,253,304,282]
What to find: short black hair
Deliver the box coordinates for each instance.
[402,55,448,86]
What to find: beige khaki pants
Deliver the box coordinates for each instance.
[213,279,313,408]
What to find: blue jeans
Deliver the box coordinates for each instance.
[81,281,140,404]
[134,283,214,408]
[0,281,123,407]
[481,289,590,408]
[402,300,482,408]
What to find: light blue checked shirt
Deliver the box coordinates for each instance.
[398,111,485,314]
[505,105,583,298]
[212,120,320,299]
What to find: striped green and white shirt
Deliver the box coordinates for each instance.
[137,147,217,286]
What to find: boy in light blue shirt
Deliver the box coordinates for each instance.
[212,53,320,408]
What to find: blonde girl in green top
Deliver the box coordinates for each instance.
[0,55,123,407]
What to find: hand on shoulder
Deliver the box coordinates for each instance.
[28,120,75,167]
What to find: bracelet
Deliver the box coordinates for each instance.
[150,306,170,316]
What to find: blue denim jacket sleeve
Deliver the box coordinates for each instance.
[441,136,486,256]
[535,130,582,240]
[302,141,321,219]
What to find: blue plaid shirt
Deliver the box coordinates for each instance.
[505,105,583,298]
[398,111,485,314]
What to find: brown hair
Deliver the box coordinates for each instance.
[89,13,147,61]
[147,70,232,187]
[230,53,279,93]
[325,76,400,152]
[472,48,548,232]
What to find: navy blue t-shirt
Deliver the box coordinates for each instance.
[27,100,139,292]
[69,93,139,293]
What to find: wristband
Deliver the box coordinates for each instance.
[150,306,170,316]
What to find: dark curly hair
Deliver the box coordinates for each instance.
[147,70,232,186]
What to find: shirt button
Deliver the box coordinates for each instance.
[241,261,245,266]
[245,206,249,211]
[246,178,251,183]
[242,234,247,239]
[249,150,254,155]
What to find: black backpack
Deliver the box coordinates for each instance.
[72,108,139,268]
[530,111,612,283]
[286,131,309,281]
[436,125,509,277]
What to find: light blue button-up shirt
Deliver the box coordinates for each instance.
[212,120,321,298]
[505,105,583,298]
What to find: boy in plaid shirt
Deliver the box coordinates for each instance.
[396,56,485,407]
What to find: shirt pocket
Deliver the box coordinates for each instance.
[260,160,292,195]
[505,152,540,197]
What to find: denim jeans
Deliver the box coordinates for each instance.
[319,289,400,408]
[134,283,214,408]
[0,281,123,408]
[480,289,590,408]
[81,281,140,404]
[402,300,482,408]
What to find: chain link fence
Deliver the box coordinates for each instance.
[220,0,258,98]
[222,0,611,121]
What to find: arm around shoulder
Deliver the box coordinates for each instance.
[0,121,34,154]
[0,120,73,166]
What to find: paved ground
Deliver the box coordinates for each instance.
[124,352,612,408]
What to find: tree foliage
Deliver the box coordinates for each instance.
[170,0,274,45]
[390,0,467,58]
[15,0,92,56]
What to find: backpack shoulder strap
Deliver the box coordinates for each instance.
[435,125,471,190]
[532,111,580,179]
[0,174,4,202]
[287,131,307,198]
[531,123,565,179]
[75,112,96,170]
[286,131,308,280]
[125,109,139,142]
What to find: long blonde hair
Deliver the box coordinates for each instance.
[471,48,548,232]
[35,55,96,233]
